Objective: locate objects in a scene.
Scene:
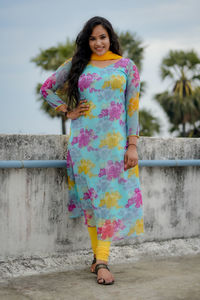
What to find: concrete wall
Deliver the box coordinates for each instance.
[0,135,200,262]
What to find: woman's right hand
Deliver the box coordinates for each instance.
[67,100,90,120]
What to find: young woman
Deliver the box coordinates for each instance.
[40,16,144,285]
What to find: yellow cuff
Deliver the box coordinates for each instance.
[55,104,63,111]
[55,104,67,111]
[96,240,111,262]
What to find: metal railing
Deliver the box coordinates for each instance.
[0,160,200,169]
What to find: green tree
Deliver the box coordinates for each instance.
[139,109,160,136]
[118,31,144,71]
[32,39,75,70]
[155,50,200,137]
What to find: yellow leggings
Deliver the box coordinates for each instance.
[87,226,111,262]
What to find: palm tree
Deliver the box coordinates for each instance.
[139,109,160,136]
[118,31,145,71]
[31,39,75,70]
[155,50,200,137]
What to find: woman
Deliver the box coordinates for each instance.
[40,16,144,285]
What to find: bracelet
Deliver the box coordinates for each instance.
[128,144,137,147]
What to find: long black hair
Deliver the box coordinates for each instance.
[67,16,122,108]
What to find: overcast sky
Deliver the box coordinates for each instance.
[0,0,199,136]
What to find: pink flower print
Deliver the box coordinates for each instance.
[79,129,97,148]
[125,197,135,208]
[72,129,97,148]
[125,188,142,208]
[83,188,97,201]
[83,210,93,225]
[97,227,102,235]
[107,163,118,180]
[113,219,126,232]
[89,87,101,93]
[40,74,56,98]
[78,128,91,148]
[108,102,123,121]
[101,220,114,240]
[87,146,98,152]
[66,151,74,168]
[133,188,142,208]
[98,168,106,177]
[68,203,76,212]
[99,102,123,120]
[78,73,101,91]
[71,136,78,146]
[78,74,93,91]
[114,58,129,69]
[132,65,140,88]
[106,160,124,180]
[98,109,108,118]
[119,120,125,126]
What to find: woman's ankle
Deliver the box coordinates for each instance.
[96,259,108,265]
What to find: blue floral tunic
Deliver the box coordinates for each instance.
[40,57,144,242]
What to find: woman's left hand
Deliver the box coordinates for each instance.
[124,145,138,171]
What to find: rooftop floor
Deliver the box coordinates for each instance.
[0,254,200,300]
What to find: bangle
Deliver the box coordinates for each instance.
[128,144,137,147]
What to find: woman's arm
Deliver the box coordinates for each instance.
[40,58,90,118]
[124,59,140,170]
[125,59,140,139]
[40,58,72,112]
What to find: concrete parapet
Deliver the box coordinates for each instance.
[0,135,200,277]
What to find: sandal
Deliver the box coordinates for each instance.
[91,257,96,274]
[95,263,115,285]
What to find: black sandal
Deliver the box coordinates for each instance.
[91,257,96,274]
[95,263,115,285]
[92,257,96,265]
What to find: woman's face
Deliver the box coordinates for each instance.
[89,25,110,56]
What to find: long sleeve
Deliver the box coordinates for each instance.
[40,58,72,110]
[125,59,140,137]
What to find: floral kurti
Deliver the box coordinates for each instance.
[40,57,144,242]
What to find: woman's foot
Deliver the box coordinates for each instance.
[95,260,114,285]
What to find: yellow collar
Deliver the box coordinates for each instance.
[90,50,122,61]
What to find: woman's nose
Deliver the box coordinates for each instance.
[95,39,101,45]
